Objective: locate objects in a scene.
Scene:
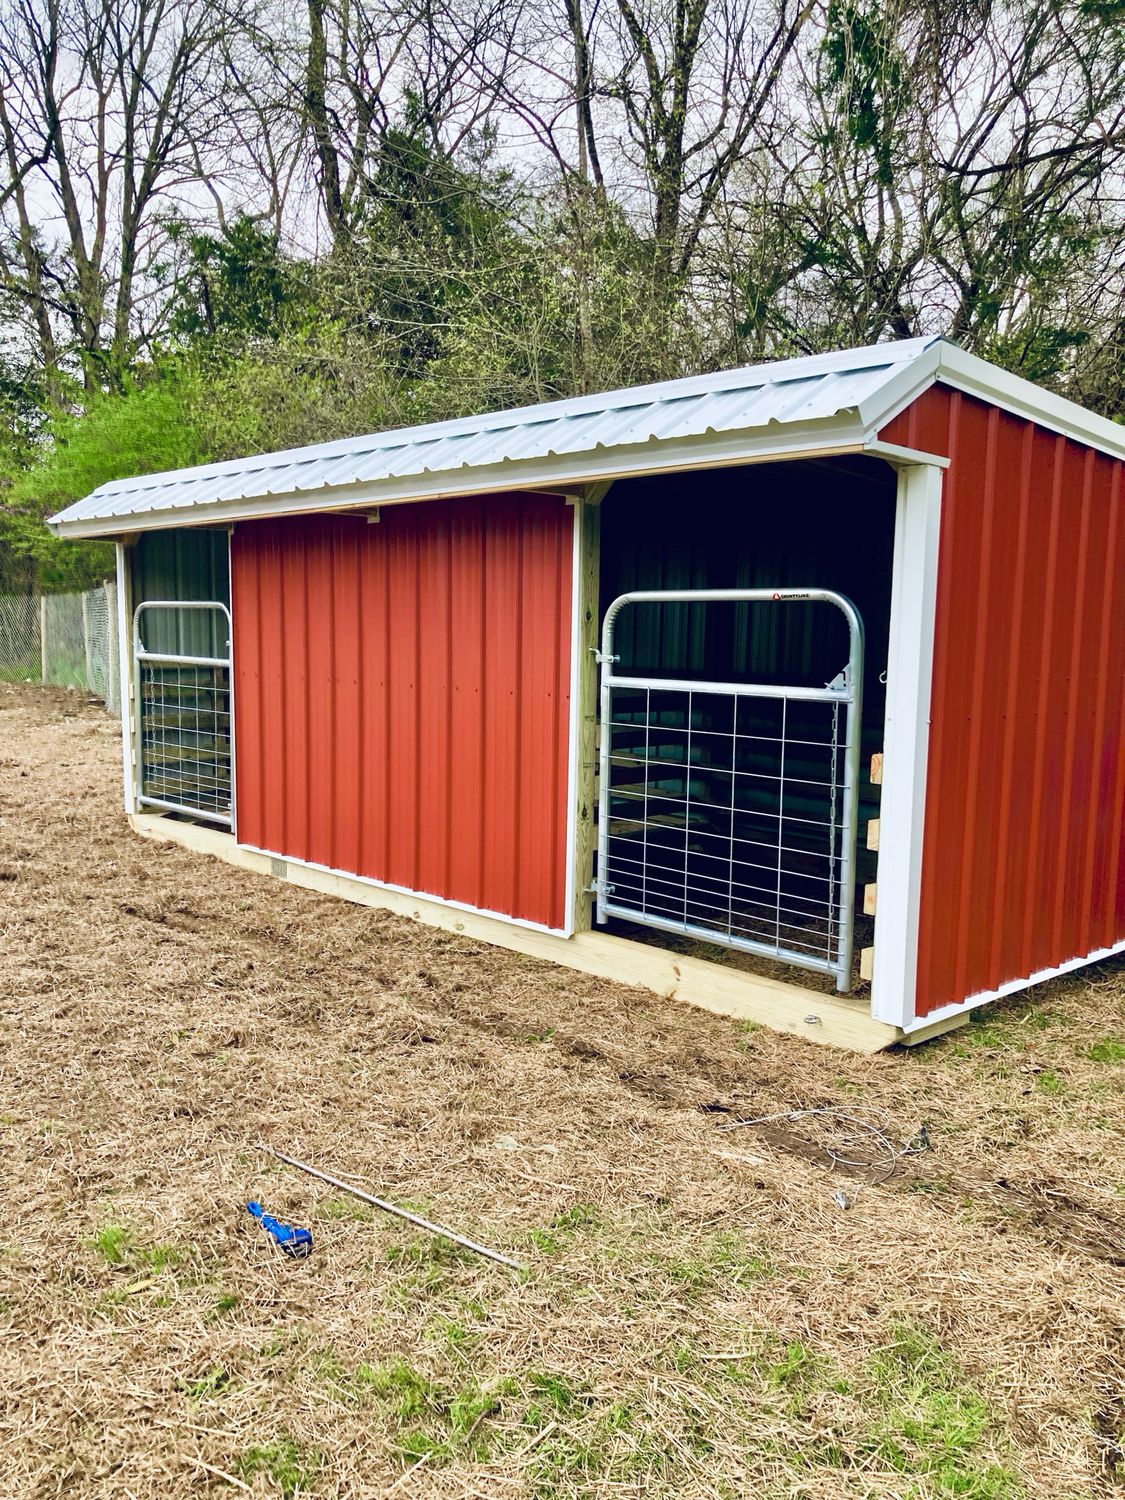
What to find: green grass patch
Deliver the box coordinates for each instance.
[87,1221,186,1275]
[89,1223,132,1265]
[234,1436,321,1497]
[648,1230,773,1300]
[1087,1039,1125,1063]
[328,1356,514,1466]
[180,1366,232,1401]
[907,1176,952,1195]
[1034,1070,1064,1096]
[427,1314,480,1359]
[316,1195,374,1222]
[528,1201,601,1257]
[387,1235,476,1271]
[860,1321,1021,1497]
[140,1242,185,1271]
[765,1338,815,1390]
[525,1369,588,1415]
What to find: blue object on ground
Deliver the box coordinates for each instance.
[247,1201,313,1258]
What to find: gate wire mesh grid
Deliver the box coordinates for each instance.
[138,661,232,820]
[602,686,847,967]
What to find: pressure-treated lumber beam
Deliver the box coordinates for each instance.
[129,813,904,1053]
[571,498,601,932]
[897,1011,970,1046]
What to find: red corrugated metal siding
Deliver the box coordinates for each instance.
[231,493,573,929]
[881,386,1124,1016]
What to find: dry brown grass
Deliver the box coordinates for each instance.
[0,681,1122,1500]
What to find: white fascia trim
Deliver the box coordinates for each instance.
[235,839,571,939]
[900,938,1125,1033]
[870,462,943,1028]
[863,340,1125,463]
[48,421,870,539]
[115,541,137,815]
[226,526,238,840]
[934,344,1125,461]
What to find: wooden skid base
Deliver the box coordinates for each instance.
[129,813,904,1053]
[897,1011,970,1046]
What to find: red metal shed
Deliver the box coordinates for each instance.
[50,337,1124,1050]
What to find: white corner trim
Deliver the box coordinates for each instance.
[870,462,943,1027]
[900,938,1125,1033]
[115,541,138,815]
[226,526,238,840]
[561,499,582,939]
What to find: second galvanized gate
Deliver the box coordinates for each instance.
[133,601,233,827]
[595,589,864,991]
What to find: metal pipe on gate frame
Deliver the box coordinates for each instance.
[595,588,864,992]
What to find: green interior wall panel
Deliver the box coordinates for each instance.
[131,529,231,657]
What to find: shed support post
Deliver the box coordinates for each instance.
[870,462,943,1027]
[570,495,602,932]
[115,540,138,815]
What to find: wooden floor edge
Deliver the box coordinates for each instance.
[896,1011,971,1046]
[129,813,901,1054]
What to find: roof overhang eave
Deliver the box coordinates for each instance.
[48,413,896,540]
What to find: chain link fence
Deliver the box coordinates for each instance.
[0,583,120,715]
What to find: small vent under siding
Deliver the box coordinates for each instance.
[270,856,288,879]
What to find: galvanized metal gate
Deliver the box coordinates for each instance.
[133,601,233,827]
[595,589,864,991]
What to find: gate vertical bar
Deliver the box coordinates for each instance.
[596,626,615,923]
[835,604,865,990]
[776,698,787,955]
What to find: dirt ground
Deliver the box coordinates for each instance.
[1,682,1122,1500]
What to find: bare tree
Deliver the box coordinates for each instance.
[741,0,1125,372]
[0,0,233,393]
[256,0,513,249]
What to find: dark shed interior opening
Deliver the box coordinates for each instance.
[132,528,230,656]
[596,456,897,991]
[130,527,233,826]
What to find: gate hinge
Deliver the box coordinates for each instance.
[591,647,619,665]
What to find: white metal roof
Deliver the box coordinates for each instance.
[48,336,1125,538]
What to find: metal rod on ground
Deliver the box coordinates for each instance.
[259,1146,527,1272]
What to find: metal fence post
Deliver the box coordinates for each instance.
[81,589,93,687]
[39,595,47,683]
